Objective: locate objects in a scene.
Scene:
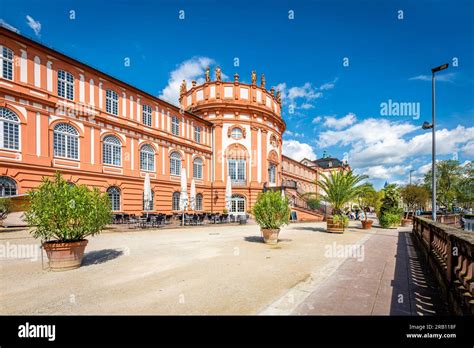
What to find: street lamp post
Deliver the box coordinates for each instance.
[422,63,449,222]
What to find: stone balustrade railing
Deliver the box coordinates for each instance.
[412,216,474,314]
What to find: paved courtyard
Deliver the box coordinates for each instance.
[0,220,447,315]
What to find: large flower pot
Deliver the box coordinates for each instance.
[261,228,280,245]
[42,239,88,271]
[361,219,373,230]
[401,218,411,227]
[326,217,344,234]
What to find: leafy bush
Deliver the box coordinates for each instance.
[333,214,349,227]
[305,197,320,210]
[25,172,112,242]
[379,212,401,228]
[252,190,290,229]
[0,197,11,220]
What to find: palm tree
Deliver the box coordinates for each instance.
[317,170,369,216]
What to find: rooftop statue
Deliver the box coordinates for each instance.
[276,90,281,103]
[251,71,257,85]
[205,66,210,82]
[215,66,222,81]
[180,80,187,96]
[261,74,266,88]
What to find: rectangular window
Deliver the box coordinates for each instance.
[106,89,118,115]
[142,104,152,126]
[228,159,246,183]
[2,122,19,150]
[57,70,74,101]
[194,126,201,143]
[269,164,276,184]
[171,116,179,136]
[1,47,13,80]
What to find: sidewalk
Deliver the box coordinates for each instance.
[293,227,449,315]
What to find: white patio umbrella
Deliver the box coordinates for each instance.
[179,168,188,225]
[190,179,196,211]
[225,175,232,213]
[143,173,152,216]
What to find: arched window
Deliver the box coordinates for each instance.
[53,123,79,159]
[0,107,20,150]
[268,163,276,184]
[57,70,74,100]
[231,127,243,140]
[196,193,203,211]
[103,135,121,166]
[140,144,155,171]
[1,46,14,80]
[193,157,203,179]
[172,192,180,211]
[228,158,246,183]
[170,152,181,176]
[0,176,17,197]
[106,89,118,115]
[142,104,152,126]
[171,116,179,136]
[143,190,154,211]
[107,187,121,211]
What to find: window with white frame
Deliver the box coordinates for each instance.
[143,190,154,211]
[196,193,203,211]
[170,152,181,176]
[0,107,19,150]
[1,46,14,80]
[172,191,180,210]
[105,89,118,115]
[0,176,17,197]
[230,194,245,214]
[53,123,79,160]
[194,126,201,143]
[107,186,121,211]
[171,116,179,136]
[268,163,277,184]
[231,127,243,140]
[228,159,246,183]
[193,157,203,179]
[57,70,75,100]
[140,144,155,171]
[142,104,152,126]
[102,135,121,166]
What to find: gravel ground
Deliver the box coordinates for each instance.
[1,221,375,315]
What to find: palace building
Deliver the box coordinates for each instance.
[0,27,346,220]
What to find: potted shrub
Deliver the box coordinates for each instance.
[25,172,111,271]
[252,190,290,244]
[317,170,369,233]
[400,184,429,227]
[378,184,403,228]
[358,184,382,230]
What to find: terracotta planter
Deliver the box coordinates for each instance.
[401,218,411,227]
[261,228,280,245]
[42,239,88,271]
[361,219,373,230]
[326,217,345,234]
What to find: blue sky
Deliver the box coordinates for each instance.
[2,0,473,189]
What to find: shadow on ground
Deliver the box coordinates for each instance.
[244,236,264,243]
[82,249,124,266]
[295,226,330,233]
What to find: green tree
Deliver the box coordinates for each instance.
[424,160,462,211]
[400,184,430,218]
[456,161,473,209]
[379,184,403,227]
[358,184,382,221]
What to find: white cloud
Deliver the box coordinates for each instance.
[159,56,214,105]
[282,140,316,161]
[0,19,20,33]
[274,78,336,111]
[320,78,338,91]
[323,113,356,130]
[285,130,304,138]
[361,164,412,180]
[318,119,474,173]
[26,15,41,37]
[312,116,322,124]
[409,73,456,83]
